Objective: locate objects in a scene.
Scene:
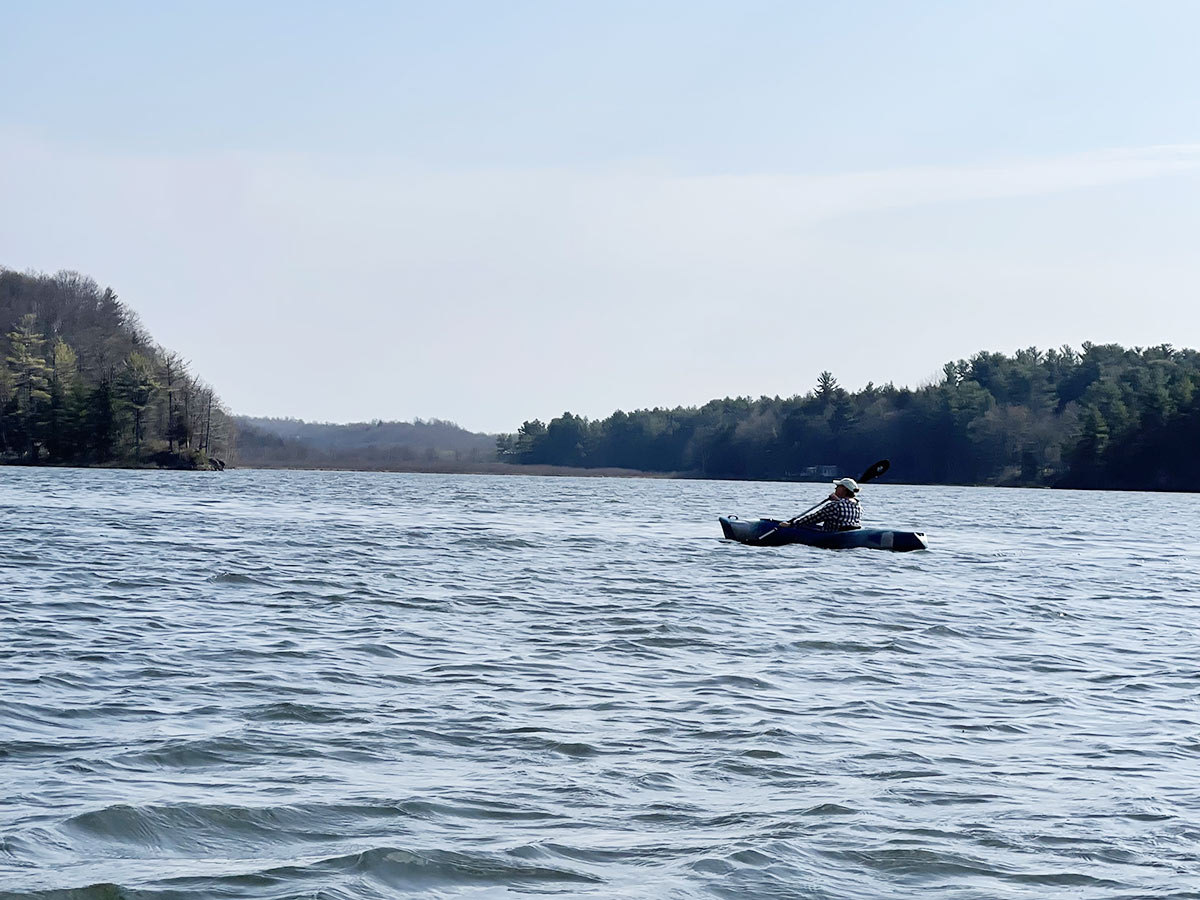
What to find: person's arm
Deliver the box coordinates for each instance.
[786,493,838,527]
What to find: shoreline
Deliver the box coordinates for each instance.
[7,460,1198,493]
[233,460,671,478]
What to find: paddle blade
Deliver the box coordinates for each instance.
[858,459,890,483]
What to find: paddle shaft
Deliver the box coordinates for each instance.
[785,495,835,526]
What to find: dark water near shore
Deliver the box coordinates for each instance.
[3,468,1199,899]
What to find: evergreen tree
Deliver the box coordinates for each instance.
[815,371,839,405]
[86,377,119,461]
[5,313,52,460]
[45,339,80,462]
[120,352,159,452]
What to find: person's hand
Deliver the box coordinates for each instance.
[827,492,838,501]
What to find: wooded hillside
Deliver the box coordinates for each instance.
[1,269,232,467]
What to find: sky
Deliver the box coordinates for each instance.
[3,1,1199,434]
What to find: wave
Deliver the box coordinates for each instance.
[3,846,605,899]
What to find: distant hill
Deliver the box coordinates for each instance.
[1,268,231,468]
[234,416,497,469]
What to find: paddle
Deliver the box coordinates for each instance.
[754,458,890,544]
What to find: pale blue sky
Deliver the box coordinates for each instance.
[4,2,1199,431]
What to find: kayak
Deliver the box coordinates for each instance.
[719,516,928,551]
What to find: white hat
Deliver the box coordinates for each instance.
[832,477,860,493]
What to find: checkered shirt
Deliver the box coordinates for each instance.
[792,496,861,531]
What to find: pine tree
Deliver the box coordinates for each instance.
[46,339,80,461]
[120,352,159,453]
[5,314,52,460]
[161,351,187,451]
[87,377,118,461]
[815,371,839,404]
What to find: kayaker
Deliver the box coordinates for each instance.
[785,477,862,531]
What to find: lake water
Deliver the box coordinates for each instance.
[2,468,1199,900]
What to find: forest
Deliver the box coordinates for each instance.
[497,344,1200,491]
[0,269,232,468]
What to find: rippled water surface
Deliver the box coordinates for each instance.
[3,468,1199,899]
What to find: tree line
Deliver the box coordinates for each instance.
[1,269,232,467]
[8,264,1196,489]
[498,344,1200,491]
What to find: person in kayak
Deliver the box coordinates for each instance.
[785,477,862,531]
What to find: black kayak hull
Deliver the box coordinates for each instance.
[720,516,928,551]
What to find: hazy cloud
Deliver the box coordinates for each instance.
[3,133,1198,431]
